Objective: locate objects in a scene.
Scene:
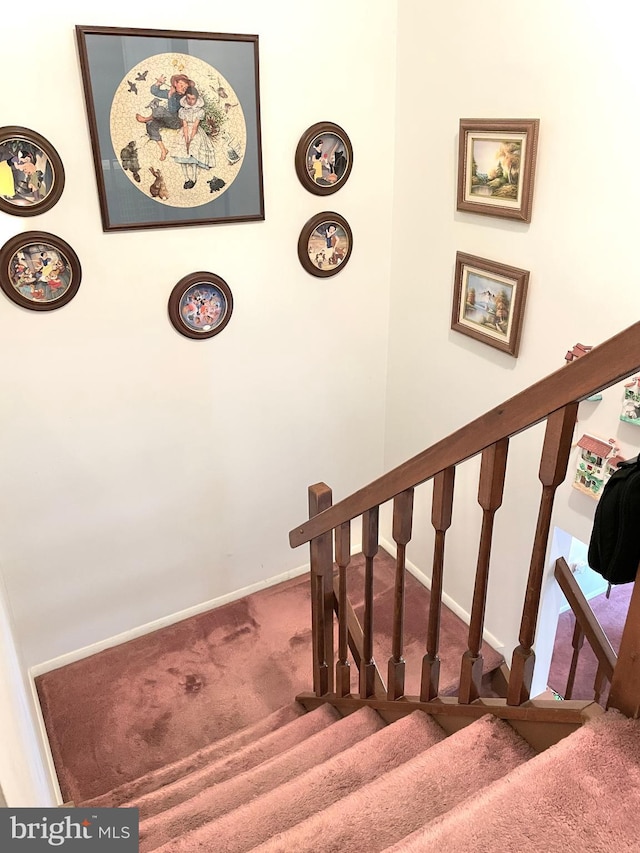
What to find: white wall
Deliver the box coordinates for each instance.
[4,0,640,806]
[0,0,398,803]
[0,1,397,667]
[0,571,53,805]
[388,0,640,672]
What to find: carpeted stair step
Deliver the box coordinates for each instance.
[38,550,506,807]
[381,708,640,852]
[252,714,535,853]
[138,706,386,851]
[81,701,330,809]
[150,709,446,853]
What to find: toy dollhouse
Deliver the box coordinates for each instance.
[620,376,640,426]
[564,343,602,401]
[573,434,625,499]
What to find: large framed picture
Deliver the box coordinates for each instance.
[0,126,65,216]
[457,119,539,222]
[0,231,82,311]
[451,252,529,357]
[75,25,264,232]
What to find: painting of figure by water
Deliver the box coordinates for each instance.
[461,271,514,342]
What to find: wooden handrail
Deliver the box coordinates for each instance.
[290,321,640,548]
[554,557,616,682]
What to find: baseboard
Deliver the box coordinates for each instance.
[379,537,504,652]
[28,673,63,805]
[30,538,505,676]
[29,561,311,679]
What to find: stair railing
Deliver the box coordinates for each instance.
[553,557,617,703]
[290,321,640,728]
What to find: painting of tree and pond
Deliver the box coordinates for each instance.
[470,138,522,203]
[457,120,539,223]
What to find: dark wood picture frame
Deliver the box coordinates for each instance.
[457,119,539,222]
[75,25,264,232]
[297,212,353,278]
[451,251,529,357]
[168,271,233,339]
[295,122,353,195]
[0,126,65,216]
[0,231,82,311]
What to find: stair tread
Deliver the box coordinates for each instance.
[149,709,446,853]
[80,701,323,809]
[139,706,386,851]
[381,708,640,852]
[250,714,535,853]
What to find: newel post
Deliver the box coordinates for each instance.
[308,483,335,697]
[608,572,640,717]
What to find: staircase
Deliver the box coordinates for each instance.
[75,699,640,851]
[35,321,640,849]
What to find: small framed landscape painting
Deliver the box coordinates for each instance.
[457,119,539,222]
[451,252,529,357]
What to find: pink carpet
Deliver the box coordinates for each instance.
[151,710,448,853]
[36,549,503,805]
[384,709,640,852]
[248,715,534,853]
[547,583,632,704]
[138,706,386,851]
[84,703,340,811]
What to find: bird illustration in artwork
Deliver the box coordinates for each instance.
[127,80,138,94]
[135,69,149,81]
[224,102,238,114]
[222,132,242,165]
[216,78,228,99]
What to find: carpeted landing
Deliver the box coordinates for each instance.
[35,550,640,850]
[36,549,503,805]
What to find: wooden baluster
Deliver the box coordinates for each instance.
[421,467,455,702]
[388,489,414,700]
[335,521,351,698]
[308,483,334,697]
[593,663,607,705]
[360,506,379,699]
[459,438,509,704]
[565,618,585,700]
[608,571,640,717]
[508,403,578,705]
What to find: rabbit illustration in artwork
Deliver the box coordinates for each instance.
[149,167,168,200]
